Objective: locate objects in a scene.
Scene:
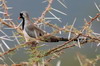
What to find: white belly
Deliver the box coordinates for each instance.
[23,30,31,42]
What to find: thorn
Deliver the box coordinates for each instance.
[12,31,20,45]
[8,57,15,64]
[88,15,92,19]
[97,43,100,46]
[49,11,62,22]
[45,17,61,20]
[94,2,100,12]
[0,44,5,52]
[57,0,67,8]
[77,38,81,48]
[68,18,77,39]
[51,7,67,15]
[56,60,61,66]
[1,40,10,49]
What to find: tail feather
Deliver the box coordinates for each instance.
[43,36,88,42]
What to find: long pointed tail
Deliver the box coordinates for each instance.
[43,36,88,42]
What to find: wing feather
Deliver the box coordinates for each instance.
[25,24,46,38]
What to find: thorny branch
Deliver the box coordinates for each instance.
[88,13,100,24]
[0,0,100,57]
[0,0,100,65]
[34,0,54,24]
[0,41,38,57]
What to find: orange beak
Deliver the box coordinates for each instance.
[18,17,21,20]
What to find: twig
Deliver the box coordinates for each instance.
[0,41,38,57]
[0,18,14,28]
[88,13,100,24]
[35,0,54,24]
[54,40,88,53]
[46,51,64,63]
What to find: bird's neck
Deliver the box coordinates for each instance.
[22,17,25,30]
[22,17,31,30]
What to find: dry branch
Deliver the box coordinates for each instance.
[35,0,54,24]
[0,0,100,65]
[0,41,38,57]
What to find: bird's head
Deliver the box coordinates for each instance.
[18,11,29,19]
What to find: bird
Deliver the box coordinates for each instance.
[18,11,46,42]
[18,11,82,42]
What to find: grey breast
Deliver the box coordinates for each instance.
[25,24,46,38]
